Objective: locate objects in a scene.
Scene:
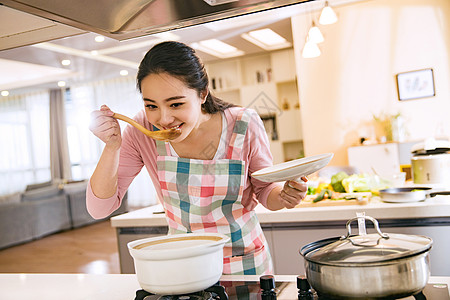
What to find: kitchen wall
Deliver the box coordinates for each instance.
[291,0,450,166]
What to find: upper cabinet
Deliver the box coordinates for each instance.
[205,48,303,163]
[270,48,297,83]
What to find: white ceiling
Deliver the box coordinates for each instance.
[0,0,357,93]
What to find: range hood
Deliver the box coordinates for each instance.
[1,0,309,41]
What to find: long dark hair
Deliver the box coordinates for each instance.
[137,41,236,114]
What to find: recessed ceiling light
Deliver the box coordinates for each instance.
[61,59,71,66]
[153,32,180,41]
[191,39,244,58]
[203,0,238,5]
[120,70,129,76]
[241,28,291,51]
[57,81,66,87]
[95,35,105,43]
[90,50,99,56]
[1,90,9,97]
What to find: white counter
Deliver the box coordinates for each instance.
[111,195,450,227]
[0,273,448,300]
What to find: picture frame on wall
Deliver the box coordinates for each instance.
[396,68,435,101]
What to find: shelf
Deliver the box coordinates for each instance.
[205,48,302,163]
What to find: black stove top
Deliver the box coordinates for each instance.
[134,276,450,300]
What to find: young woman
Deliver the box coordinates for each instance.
[87,41,307,275]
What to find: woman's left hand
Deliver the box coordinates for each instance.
[280,176,308,209]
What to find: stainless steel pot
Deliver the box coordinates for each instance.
[300,216,433,299]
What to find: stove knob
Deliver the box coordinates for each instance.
[297,276,313,300]
[260,275,275,290]
[260,275,276,300]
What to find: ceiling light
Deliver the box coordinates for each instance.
[241,28,291,51]
[203,0,238,5]
[120,70,129,76]
[1,90,9,97]
[95,35,105,43]
[32,43,139,69]
[307,22,324,44]
[302,40,321,58]
[61,59,71,66]
[0,57,77,90]
[319,1,338,25]
[191,39,244,58]
[57,81,66,87]
[153,32,180,41]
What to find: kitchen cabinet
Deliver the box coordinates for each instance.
[347,141,417,177]
[205,48,303,163]
[116,226,168,274]
[263,218,450,276]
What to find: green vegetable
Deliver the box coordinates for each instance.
[307,186,317,195]
[342,174,373,193]
[330,171,349,193]
[313,189,333,203]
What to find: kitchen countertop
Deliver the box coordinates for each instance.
[0,273,448,300]
[111,195,450,228]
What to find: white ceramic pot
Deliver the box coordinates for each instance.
[411,153,450,186]
[128,232,230,295]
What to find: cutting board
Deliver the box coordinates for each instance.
[296,192,372,207]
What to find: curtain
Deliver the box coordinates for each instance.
[0,91,51,195]
[67,76,158,207]
[49,89,71,181]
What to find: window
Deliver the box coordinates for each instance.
[0,91,50,194]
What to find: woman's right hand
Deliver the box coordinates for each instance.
[89,105,122,150]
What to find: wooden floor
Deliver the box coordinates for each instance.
[0,221,121,274]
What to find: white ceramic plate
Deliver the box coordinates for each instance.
[251,153,334,183]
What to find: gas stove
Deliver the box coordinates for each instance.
[134,275,450,300]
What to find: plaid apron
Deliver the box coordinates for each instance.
[155,108,273,275]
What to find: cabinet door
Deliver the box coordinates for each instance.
[205,59,241,91]
[278,110,302,142]
[269,227,345,275]
[240,83,278,115]
[347,144,400,176]
[270,49,296,82]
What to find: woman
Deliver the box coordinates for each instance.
[87,41,307,275]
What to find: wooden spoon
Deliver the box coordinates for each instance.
[112,113,181,141]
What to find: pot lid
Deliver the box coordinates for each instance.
[303,233,432,265]
[301,216,433,266]
[411,138,450,155]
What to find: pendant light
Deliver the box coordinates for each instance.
[302,38,321,58]
[307,21,324,44]
[319,1,338,25]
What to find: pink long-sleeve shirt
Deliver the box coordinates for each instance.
[86,107,281,219]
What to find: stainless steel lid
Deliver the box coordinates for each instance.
[301,216,433,265]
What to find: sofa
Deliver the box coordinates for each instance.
[0,180,128,250]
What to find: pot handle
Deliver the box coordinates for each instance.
[429,191,450,197]
[341,215,389,241]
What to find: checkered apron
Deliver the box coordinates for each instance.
[155,108,273,275]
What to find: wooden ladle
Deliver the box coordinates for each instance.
[112,113,181,141]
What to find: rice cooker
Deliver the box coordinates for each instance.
[411,138,450,187]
